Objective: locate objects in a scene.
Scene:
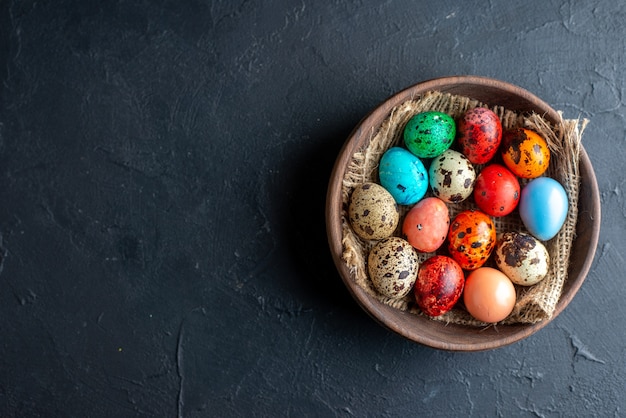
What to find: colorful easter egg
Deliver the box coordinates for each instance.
[378,147,429,205]
[519,177,568,241]
[403,111,456,159]
[456,107,503,164]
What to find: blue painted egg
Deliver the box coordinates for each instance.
[519,177,568,241]
[379,147,428,205]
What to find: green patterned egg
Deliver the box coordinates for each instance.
[403,111,456,159]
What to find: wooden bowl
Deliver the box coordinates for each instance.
[326,76,601,351]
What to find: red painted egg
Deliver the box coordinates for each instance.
[447,210,496,270]
[414,255,464,317]
[456,107,502,164]
[402,197,449,253]
[473,164,520,217]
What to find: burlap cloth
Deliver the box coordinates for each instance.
[341,91,588,325]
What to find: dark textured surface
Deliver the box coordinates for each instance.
[0,1,622,416]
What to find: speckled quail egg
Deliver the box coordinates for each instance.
[368,237,419,299]
[428,149,476,203]
[494,231,550,286]
[348,183,399,240]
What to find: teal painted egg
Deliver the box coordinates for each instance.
[403,111,456,159]
[519,177,568,241]
[379,147,428,205]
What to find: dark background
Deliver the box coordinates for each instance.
[0,1,623,416]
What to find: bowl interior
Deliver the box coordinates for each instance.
[326,76,601,351]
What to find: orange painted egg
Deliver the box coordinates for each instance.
[447,210,496,270]
[501,128,551,179]
[402,197,449,253]
[463,267,516,323]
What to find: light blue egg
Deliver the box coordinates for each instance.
[378,147,428,205]
[519,177,568,241]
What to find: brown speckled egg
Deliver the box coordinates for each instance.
[494,231,550,286]
[349,183,399,240]
[368,237,419,299]
[428,149,476,203]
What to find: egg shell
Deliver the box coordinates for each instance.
[494,231,550,286]
[414,255,464,317]
[402,197,450,253]
[368,237,419,299]
[447,210,496,270]
[428,149,476,203]
[463,267,516,323]
[378,147,429,205]
[501,128,551,179]
[348,183,400,240]
[456,107,503,164]
[473,164,520,217]
[403,111,456,159]
[519,177,568,241]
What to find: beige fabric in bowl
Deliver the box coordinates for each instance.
[341,91,587,325]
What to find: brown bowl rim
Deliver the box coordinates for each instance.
[325,75,601,351]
